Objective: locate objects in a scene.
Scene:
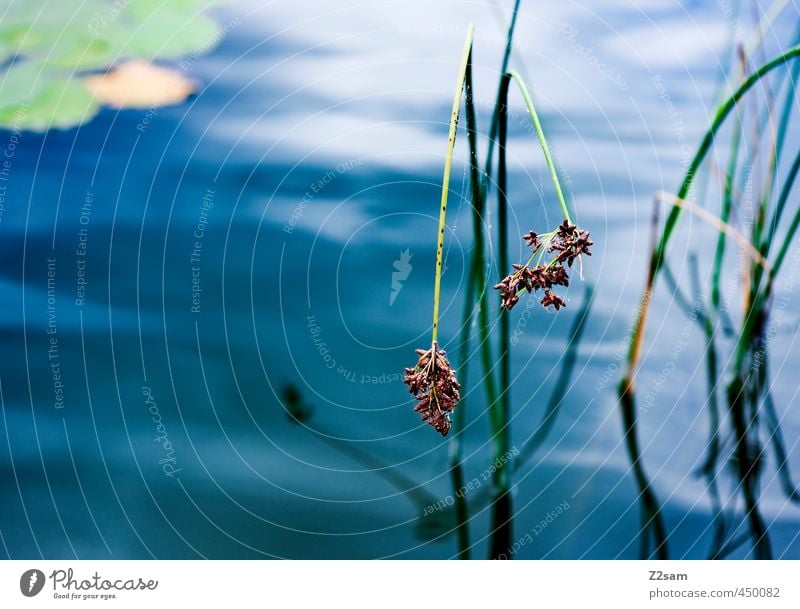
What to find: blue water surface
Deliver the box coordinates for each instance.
[1,0,800,559]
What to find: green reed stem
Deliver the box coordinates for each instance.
[484,0,522,189]
[768,147,800,274]
[773,26,800,161]
[711,107,744,312]
[462,54,501,459]
[497,75,511,462]
[733,146,800,373]
[450,262,475,559]
[487,70,514,560]
[432,24,475,345]
[766,148,800,255]
[619,44,800,561]
[506,70,572,223]
[648,46,800,284]
[737,153,800,380]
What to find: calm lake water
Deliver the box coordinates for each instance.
[1,0,799,559]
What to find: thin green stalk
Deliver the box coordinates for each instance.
[433,23,479,559]
[432,24,475,345]
[773,24,800,161]
[463,51,500,462]
[711,105,744,312]
[497,75,511,454]
[733,148,800,373]
[733,147,800,375]
[767,147,800,272]
[745,148,800,352]
[489,70,513,560]
[506,70,572,223]
[483,0,522,189]
[760,21,800,259]
[764,120,800,252]
[744,3,800,227]
[462,39,506,559]
[649,46,800,285]
[449,265,475,559]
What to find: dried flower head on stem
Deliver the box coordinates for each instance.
[494,219,591,311]
[403,26,474,435]
[403,343,461,436]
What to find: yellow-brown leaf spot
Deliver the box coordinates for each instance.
[84,59,196,109]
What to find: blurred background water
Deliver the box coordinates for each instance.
[1,0,799,559]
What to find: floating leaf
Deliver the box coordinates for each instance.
[42,36,119,71]
[114,1,222,60]
[0,59,48,107]
[0,77,100,132]
[0,1,109,62]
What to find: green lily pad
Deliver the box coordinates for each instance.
[0,0,230,131]
[0,77,100,131]
[0,1,108,62]
[114,9,221,60]
[0,59,48,107]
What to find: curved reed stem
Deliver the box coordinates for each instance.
[432,24,475,345]
[621,43,800,393]
[618,43,800,560]
[506,70,572,223]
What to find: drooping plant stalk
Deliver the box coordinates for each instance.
[485,69,583,558]
[431,24,476,345]
[404,27,475,437]
[447,26,482,554]
[493,72,587,316]
[416,11,589,559]
[506,70,572,223]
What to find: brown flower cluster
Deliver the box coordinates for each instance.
[403,344,460,436]
[494,219,592,312]
[549,219,593,266]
